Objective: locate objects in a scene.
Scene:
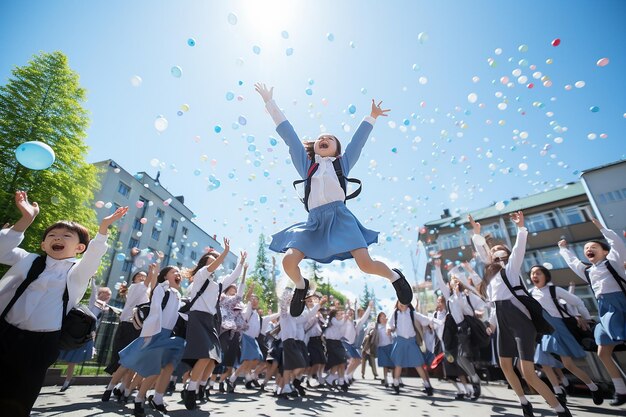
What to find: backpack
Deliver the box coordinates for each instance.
[292,157,362,212]
[500,270,554,336]
[583,260,626,297]
[393,306,426,353]
[0,255,97,350]
[131,289,171,331]
[463,294,490,348]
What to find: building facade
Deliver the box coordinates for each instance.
[418,182,601,317]
[92,159,238,303]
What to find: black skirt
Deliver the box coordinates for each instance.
[307,336,327,365]
[495,300,536,361]
[220,330,241,367]
[325,339,347,368]
[282,339,308,371]
[105,321,140,374]
[182,310,221,362]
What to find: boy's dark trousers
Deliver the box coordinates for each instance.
[0,319,61,417]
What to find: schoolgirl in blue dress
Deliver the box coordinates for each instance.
[112,266,186,417]
[255,83,413,317]
[529,265,603,406]
[342,301,373,383]
[559,218,626,407]
[372,312,395,386]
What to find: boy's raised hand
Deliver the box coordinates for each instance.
[99,206,128,235]
[370,99,390,119]
[15,190,39,220]
[254,83,274,103]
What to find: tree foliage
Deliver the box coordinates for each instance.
[247,234,278,312]
[0,51,101,274]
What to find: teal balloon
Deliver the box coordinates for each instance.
[214,125,222,133]
[116,253,126,262]
[305,88,313,96]
[348,104,356,114]
[171,66,183,78]
[15,141,55,170]
[260,196,268,204]
[269,137,278,146]
[252,45,261,55]
[590,106,600,113]
[286,48,294,56]
[187,38,196,47]
[225,91,235,101]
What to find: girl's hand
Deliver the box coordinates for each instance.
[222,237,230,254]
[558,239,568,248]
[370,99,390,119]
[591,218,604,230]
[239,250,247,265]
[254,83,274,103]
[15,191,39,220]
[510,211,525,228]
[99,206,129,234]
[368,300,374,308]
[320,296,328,305]
[468,214,481,235]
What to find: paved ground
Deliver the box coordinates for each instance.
[32,377,618,417]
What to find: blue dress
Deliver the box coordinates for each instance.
[269,119,378,264]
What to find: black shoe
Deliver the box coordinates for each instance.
[113,387,122,400]
[521,401,534,417]
[197,385,205,401]
[391,269,413,305]
[454,393,465,400]
[226,379,235,393]
[252,379,261,388]
[288,389,299,398]
[393,384,400,395]
[260,383,266,391]
[306,379,312,388]
[148,396,167,413]
[102,389,112,402]
[133,401,145,417]
[556,392,567,406]
[590,389,603,405]
[166,380,176,394]
[610,392,626,406]
[219,382,225,393]
[245,380,254,389]
[180,388,186,401]
[184,389,196,410]
[556,405,572,417]
[122,395,130,404]
[472,383,481,400]
[380,379,386,385]
[60,380,72,392]
[341,382,349,392]
[399,382,405,388]
[290,278,309,317]
[293,379,306,397]
[385,383,390,388]
[423,386,434,396]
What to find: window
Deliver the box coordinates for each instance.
[179,245,186,256]
[167,236,174,247]
[481,223,506,240]
[122,260,133,272]
[128,237,139,249]
[155,208,164,219]
[163,254,170,266]
[561,205,592,225]
[525,211,561,233]
[117,181,131,198]
[151,227,161,241]
[132,217,143,231]
[138,197,148,217]
[171,219,179,230]
[572,286,599,318]
[182,227,189,237]
[191,251,197,261]
[437,232,469,250]
[523,252,541,272]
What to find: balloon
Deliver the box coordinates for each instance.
[226,91,235,100]
[518,44,528,52]
[281,30,289,39]
[104,202,112,209]
[139,217,148,224]
[135,201,144,209]
[238,115,247,125]
[187,38,196,47]
[360,88,367,94]
[518,163,528,171]
[150,158,159,167]
[227,12,238,25]
[260,196,268,204]
[305,88,313,95]
[551,38,560,47]
[418,77,428,85]
[116,253,126,262]
[193,169,201,176]
[170,66,183,78]
[286,48,294,56]
[163,198,172,206]
[418,32,429,44]
[574,81,585,88]
[467,93,478,104]
[14,141,55,170]
[590,106,600,113]
[177,111,183,116]
[596,57,609,67]
[154,117,168,132]
[269,137,278,146]
[181,104,190,112]
[95,201,104,208]
[214,125,222,133]
[130,75,142,87]
[326,33,334,41]
[348,104,356,114]
[252,45,261,54]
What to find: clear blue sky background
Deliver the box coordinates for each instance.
[1,0,625,309]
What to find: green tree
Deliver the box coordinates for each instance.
[248,234,278,311]
[359,283,373,310]
[309,261,324,285]
[0,51,100,267]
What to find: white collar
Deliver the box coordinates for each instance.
[45,255,77,266]
[314,154,337,163]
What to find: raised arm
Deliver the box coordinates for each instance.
[356,300,373,329]
[11,191,39,233]
[555,287,591,320]
[141,284,164,338]
[342,100,389,173]
[558,239,588,281]
[433,259,450,299]
[206,238,231,273]
[219,250,246,289]
[237,261,249,297]
[594,218,626,266]
[504,211,528,285]
[469,214,491,264]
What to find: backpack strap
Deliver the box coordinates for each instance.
[292,162,319,212]
[161,290,171,310]
[2,255,48,321]
[332,158,362,201]
[548,285,572,319]
[465,294,477,316]
[500,269,531,297]
[604,260,626,297]
[179,276,211,313]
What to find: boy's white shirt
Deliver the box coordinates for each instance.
[0,228,108,332]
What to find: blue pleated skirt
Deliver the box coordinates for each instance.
[595,291,626,346]
[341,340,362,359]
[58,339,94,364]
[240,334,263,362]
[376,344,394,368]
[390,336,424,368]
[119,328,186,378]
[539,313,587,359]
[534,344,564,368]
[269,201,379,264]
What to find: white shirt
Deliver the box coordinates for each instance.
[343,304,372,344]
[530,284,592,320]
[120,282,150,322]
[387,308,431,339]
[242,303,280,338]
[376,323,393,347]
[188,263,242,315]
[279,303,320,340]
[140,282,181,338]
[324,316,349,340]
[560,228,626,297]
[308,155,345,210]
[0,228,108,332]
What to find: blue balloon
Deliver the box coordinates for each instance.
[252,45,261,55]
[171,66,183,78]
[214,125,222,133]
[225,91,235,101]
[260,196,268,204]
[187,38,196,47]
[269,137,278,146]
[305,88,313,96]
[15,141,55,170]
[116,253,126,262]
[348,104,356,114]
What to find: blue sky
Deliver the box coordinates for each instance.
[1,0,625,310]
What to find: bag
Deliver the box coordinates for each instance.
[58,301,97,350]
[131,290,170,330]
[547,285,596,351]
[501,270,554,336]
[464,315,491,348]
[172,282,222,338]
[442,312,458,352]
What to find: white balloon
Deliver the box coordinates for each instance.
[154,117,168,132]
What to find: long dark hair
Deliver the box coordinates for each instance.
[530,264,552,283]
[376,312,386,324]
[189,250,219,277]
[478,262,504,298]
[151,266,176,297]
